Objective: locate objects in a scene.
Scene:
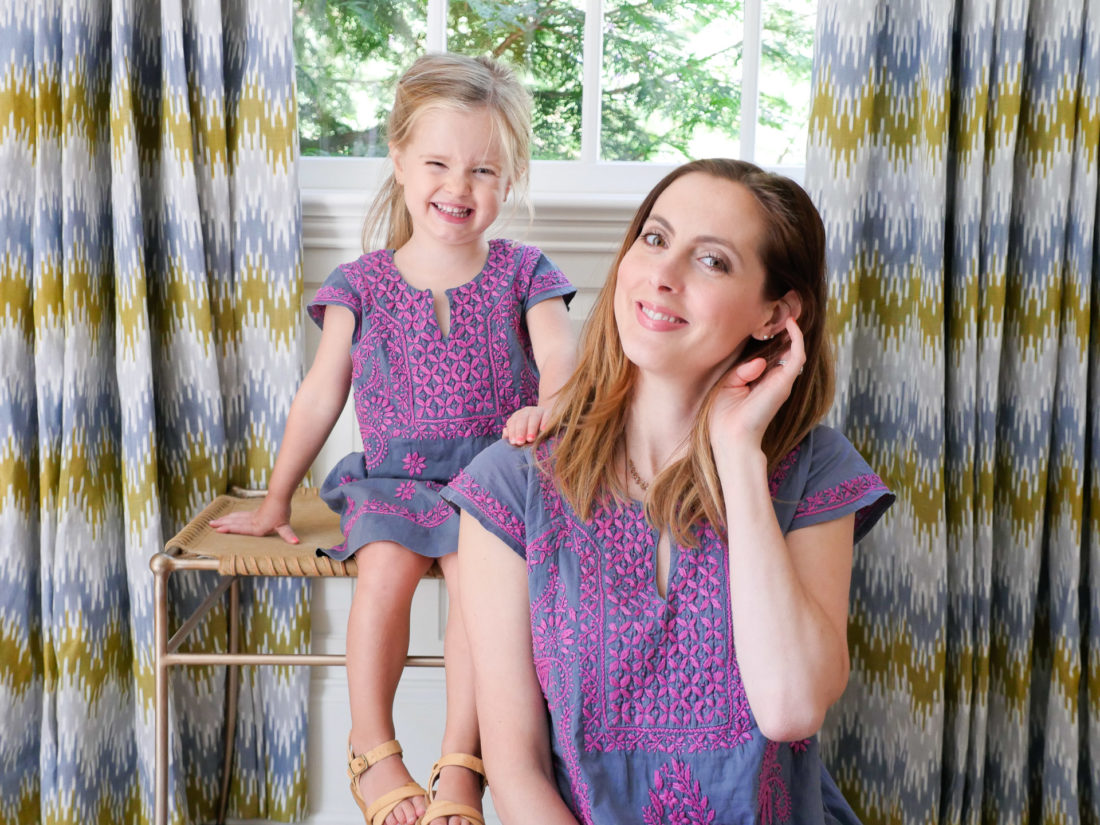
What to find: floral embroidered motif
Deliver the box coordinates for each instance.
[788,739,810,754]
[642,759,716,825]
[395,481,416,501]
[326,240,568,470]
[448,469,526,546]
[308,284,361,328]
[342,496,453,539]
[402,451,427,476]
[527,485,752,757]
[794,473,887,519]
[527,542,595,824]
[757,741,792,824]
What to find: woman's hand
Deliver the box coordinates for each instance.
[708,317,806,452]
[210,497,300,545]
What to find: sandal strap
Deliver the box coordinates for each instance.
[347,738,403,780]
[366,781,427,823]
[420,800,485,825]
[426,753,488,802]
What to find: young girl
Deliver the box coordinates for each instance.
[212,53,576,825]
[446,159,894,823]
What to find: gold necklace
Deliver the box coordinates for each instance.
[627,457,650,492]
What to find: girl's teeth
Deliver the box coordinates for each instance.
[435,204,471,216]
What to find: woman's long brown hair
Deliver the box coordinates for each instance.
[534,159,835,546]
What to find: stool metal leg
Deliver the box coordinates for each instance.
[151,555,171,825]
[215,577,241,825]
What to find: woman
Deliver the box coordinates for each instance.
[443,159,894,823]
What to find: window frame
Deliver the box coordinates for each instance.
[298,0,808,202]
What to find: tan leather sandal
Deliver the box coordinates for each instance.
[347,738,427,825]
[418,753,488,825]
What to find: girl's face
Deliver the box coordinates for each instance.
[614,172,786,389]
[390,106,510,252]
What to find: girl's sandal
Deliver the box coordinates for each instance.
[418,753,488,825]
[347,738,427,825]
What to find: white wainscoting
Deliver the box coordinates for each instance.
[225,189,636,825]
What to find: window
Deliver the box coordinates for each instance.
[295,0,816,196]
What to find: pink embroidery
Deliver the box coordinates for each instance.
[402,451,427,476]
[448,469,526,546]
[309,285,360,326]
[642,759,716,825]
[342,496,452,538]
[794,473,887,519]
[527,483,752,757]
[757,741,792,824]
[789,739,810,754]
[339,240,563,470]
[395,481,416,501]
[528,546,595,823]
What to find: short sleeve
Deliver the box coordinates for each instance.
[307,257,369,341]
[770,426,894,543]
[441,440,533,557]
[514,244,575,311]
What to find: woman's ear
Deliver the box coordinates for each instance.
[777,290,802,324]
[754,291,802,340]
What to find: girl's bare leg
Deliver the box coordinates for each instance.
[348,540,434,825]
[424,551,484,825]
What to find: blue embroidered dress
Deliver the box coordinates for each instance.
[308,238,574,560]
[442,426,894,824]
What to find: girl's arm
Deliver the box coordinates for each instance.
[709,316,854,741]
[457,512,580,824]
[504,297,576,445]
[211,305,355,543]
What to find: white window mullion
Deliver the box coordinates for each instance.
[427,0,447,52]
[740,0,762,162]
[580,0,603,164]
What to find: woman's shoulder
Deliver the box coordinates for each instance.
[773,425,894,542]
[458,439,536,489]
[443,441,538,555]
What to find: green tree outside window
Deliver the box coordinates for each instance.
[294,0,814,165]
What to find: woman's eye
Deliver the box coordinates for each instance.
[700,254,729,272]
[641,231,665,248]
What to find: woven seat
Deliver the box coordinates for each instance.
[164,487,444,578]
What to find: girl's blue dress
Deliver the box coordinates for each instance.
[442,427,894,824]
[308,238,574,560]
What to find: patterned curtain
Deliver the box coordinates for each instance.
[0,2,308,824]
[806,1,1099,823]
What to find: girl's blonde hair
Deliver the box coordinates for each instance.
[362,53,533,251]
[535,158,835,546]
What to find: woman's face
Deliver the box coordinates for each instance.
[613,172,781,389]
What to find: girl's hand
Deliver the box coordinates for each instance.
[708,317,806,452]
[503,405,550,446]
[210,497,300,545]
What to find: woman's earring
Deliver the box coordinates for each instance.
[755,331,774,341]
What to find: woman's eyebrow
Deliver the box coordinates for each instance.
[645,214,673,234]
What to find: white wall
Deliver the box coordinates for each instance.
[233,190,636,825]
